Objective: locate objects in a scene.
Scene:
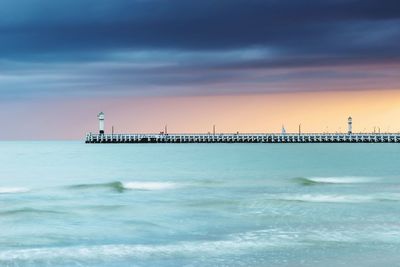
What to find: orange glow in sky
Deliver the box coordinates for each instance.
[2,89,400,140]
[102,89,400,135]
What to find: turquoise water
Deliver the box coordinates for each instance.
[1,142,400,266]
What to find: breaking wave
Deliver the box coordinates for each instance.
[0,230,298,263]
[293,176,378,186]
[123,181,177,190]
[68,181,179,192]
[2,226,400,264]
[266,193,400,203]
[0,187,30,194]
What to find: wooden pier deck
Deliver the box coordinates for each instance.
[85,133,400,143]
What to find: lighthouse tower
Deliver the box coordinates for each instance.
[98,112,105,135]
[348,116,352,134]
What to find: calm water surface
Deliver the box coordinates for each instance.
[1,142,400,266]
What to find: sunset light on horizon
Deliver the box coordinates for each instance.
[3,88,400,140]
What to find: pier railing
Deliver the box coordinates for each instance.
[85,132,400,143]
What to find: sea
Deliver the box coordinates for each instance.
[1,142,400,267]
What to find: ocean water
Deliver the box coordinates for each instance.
[1,142,400,267]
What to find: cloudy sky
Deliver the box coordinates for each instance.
[1,0,400,139]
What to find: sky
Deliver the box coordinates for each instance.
[1,0,400,139]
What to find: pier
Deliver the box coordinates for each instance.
[85,112,400,143]
[86,133,400,143]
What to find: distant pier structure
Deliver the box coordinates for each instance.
[86,113,400,143]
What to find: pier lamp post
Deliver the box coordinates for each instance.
[98,112,105,135]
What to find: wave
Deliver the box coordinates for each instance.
[68,181,178,192]
[2,226,400,263]
[266,193,400,203]
[273,194,372,203]
[123,181,177,190]
[293,176,377,186]
[0,187,30,194]
[307,226,400,243]
[69,181,125,192]
[0,208,64,216]
[0,230,298,263]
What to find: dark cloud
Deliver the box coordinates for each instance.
[1,0,400,57]
[0,0,400,98]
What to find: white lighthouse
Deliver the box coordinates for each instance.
[98,112,105,135]
[348,116,352,134]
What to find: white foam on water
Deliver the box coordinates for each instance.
[0,187,30,194]
[307,227,400,244]
[308,176,378,184]
[272,194,373,203]
[267,192,400,203]
[122,181,178,191]
[2,227,400,263]
[0,231,299,262]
